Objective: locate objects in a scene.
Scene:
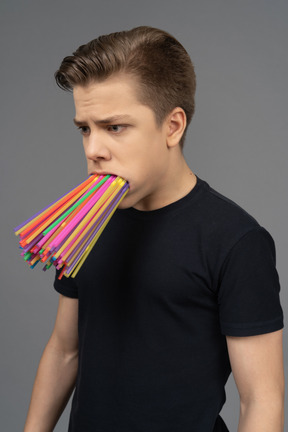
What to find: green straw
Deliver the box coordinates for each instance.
[42,175,110,236]
[45,261,53,270]
[24,252,32,261]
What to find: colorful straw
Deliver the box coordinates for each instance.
[14,174,129,279]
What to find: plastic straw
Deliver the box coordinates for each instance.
[14,174,129,279]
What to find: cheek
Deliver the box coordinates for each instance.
[86,159,94,170]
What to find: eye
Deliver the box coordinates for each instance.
[78,126,90,136]
[107,125,126,134]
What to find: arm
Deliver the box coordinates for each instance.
[24,294,79,432]
[227,329,285,432]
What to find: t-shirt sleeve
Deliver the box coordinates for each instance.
[218,227,283,336]
[53,268,79,298]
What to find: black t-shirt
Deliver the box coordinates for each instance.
[54,176,283,432]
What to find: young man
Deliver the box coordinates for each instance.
[24,26,284,432]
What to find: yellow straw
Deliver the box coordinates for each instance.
[29,254,41,266]
[53,177,121,261]
[14,175,97,236]
[68,183,128,278]
[40,189,98,253]
[24,177,100,244]
[60,178,125,264]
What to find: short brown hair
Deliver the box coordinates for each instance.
[55,26,196,148]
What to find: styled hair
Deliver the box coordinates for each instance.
[55,26,196,147]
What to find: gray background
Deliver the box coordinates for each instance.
[1,0,287,430]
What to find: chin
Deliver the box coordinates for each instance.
[118,199,132,210]
[117,191,139,210]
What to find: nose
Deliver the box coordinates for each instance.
[84,134,111,162]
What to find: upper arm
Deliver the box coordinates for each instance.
[226,329,285,403]
[49,294,79,355]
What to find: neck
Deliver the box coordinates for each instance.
[134,148,197,211]
[164,152,197,206]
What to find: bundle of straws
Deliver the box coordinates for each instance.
[14,174,129,279]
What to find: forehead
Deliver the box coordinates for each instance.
[73,74,141,112]
[72,73,158,125]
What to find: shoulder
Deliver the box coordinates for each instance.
[194,177,261,245]
[197,177,259,226]
[185,177,279,281]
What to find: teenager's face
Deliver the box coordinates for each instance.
[73,74,171,210]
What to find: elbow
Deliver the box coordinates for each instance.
[46,334,79,365]
[240,390,285,431]
[64,347,79,365]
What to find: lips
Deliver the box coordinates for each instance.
[89,172,130,190]
[89,171,111,177]
[90,171,127,182]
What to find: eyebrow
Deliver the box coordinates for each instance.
[73,114,134,126]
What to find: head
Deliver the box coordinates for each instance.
[55,27,196,210]
[55,26,196,149]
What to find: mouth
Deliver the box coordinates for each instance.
[89,171,111,177]
[89,171,130,189]
[89,171,127,180]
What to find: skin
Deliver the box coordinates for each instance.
[24,295,79,432]
[227,330,285,431]
[73,73,197,211]
[24,73,284,431]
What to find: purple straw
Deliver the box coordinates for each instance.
[14,176,96,232]
[64,183,128,275]
[22,232,44,253]
[65,183,128,265]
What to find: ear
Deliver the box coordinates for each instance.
[165,107,187,148]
